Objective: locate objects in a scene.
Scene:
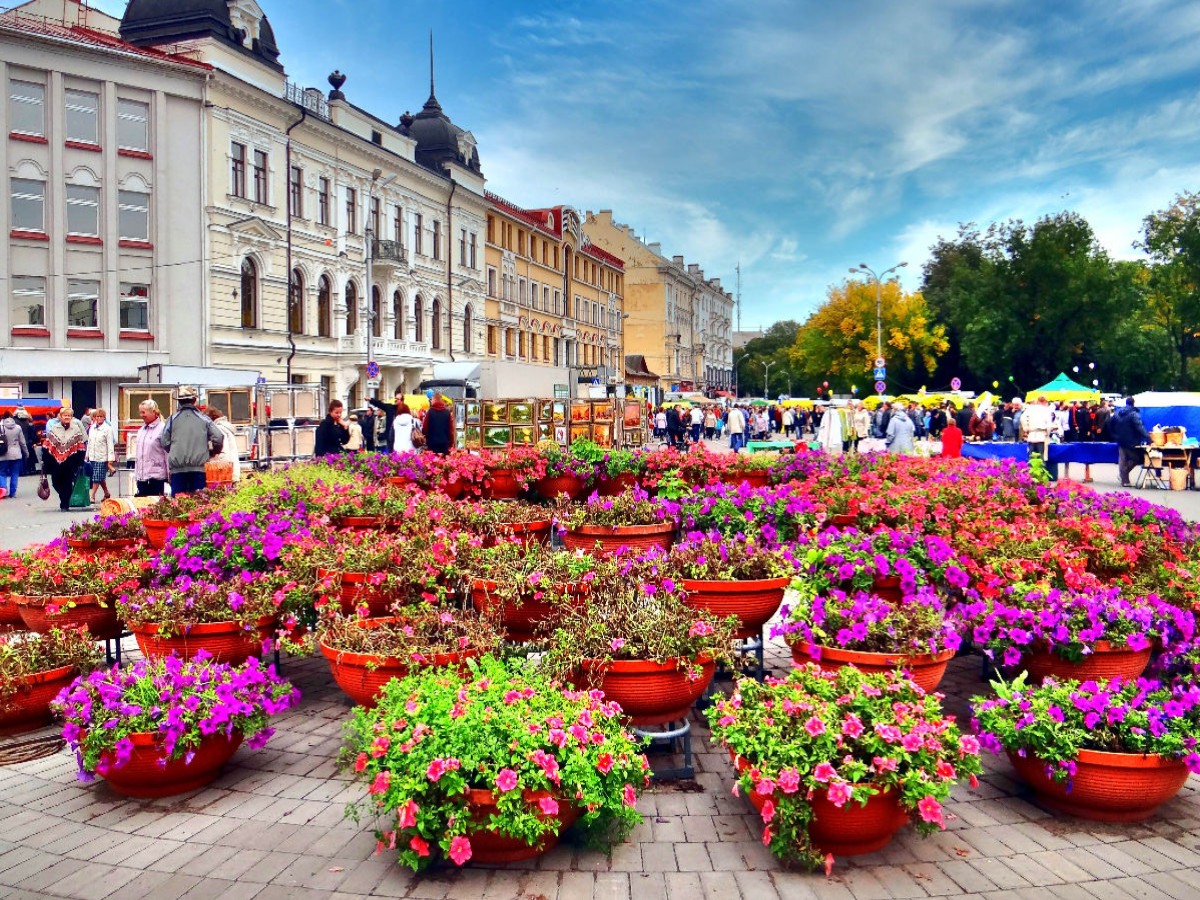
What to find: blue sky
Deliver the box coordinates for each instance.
[93,0,1200,329]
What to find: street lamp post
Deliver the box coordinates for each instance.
[849,260,907,373]
[757,359,775,400]
[365,169,396,398]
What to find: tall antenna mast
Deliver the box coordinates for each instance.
[429,31,435,97]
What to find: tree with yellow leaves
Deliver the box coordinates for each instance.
[790,279,948,390]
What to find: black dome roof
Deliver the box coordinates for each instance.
[120,0,282,71]
[404,92,481,176]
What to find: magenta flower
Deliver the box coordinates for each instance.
[825,780,853,807]
[812,762,836,783]
[804,716,826,737]
[917,795,944,826]
[538,795,560,816]
[448,835,472,865]
[495,768,518,793]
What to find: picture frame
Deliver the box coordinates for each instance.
[569,423,590,444]
[537,400,555,422]
[484,401,508,424]
[591,423,613,447]
[465,399,481,424]
[454,402,466,428]
[511,425,536,445]
[592,402,615,423]
[571,403,592,423]
[509,402,533,424]
[537,422,554,442]
[625,429,644,448]
[623,401,642,428]
[551,401,567,425]
[483,426,511,448]
[464,425,482,447]
[554,425,568,445]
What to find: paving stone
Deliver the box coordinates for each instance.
[673,842,711,872]
[733,870,780,900]
[628,872,665,900]
[639,841,679,872]
[557,871,595,900]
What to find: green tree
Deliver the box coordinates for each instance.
[1137,191,1200,389]
[734,321,805,398]
[920,229,985,384]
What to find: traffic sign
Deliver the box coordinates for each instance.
[875,357,885,368]
[873,367,886,380]
[366,361,380,379]
[874,380,887,393]
[950,377,962,391]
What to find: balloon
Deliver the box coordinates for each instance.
[992,381,999,388]
[425,389,434,399]
[823,381,829,388]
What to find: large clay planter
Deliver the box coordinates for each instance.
[482,468,523,500]
[562,522,677,558]
[320,618,481,707]
[131,617,277,665]
[465,789,580,864]
[14,594,122,640]
[721,469,771,489]
[99,732,244,798]
[470,580,582,640]
[788,642,955,693]
[597,473,637,497]
[0,665,76,735]
[872,576,904,604]
[143,518,192,551]
[735,752,908,856]
[0,592,25,631]
[1018,640,1152,684]
[385,476,417,489]
[482,520,553,549]
[534,475,589,501]
[66,537,139,554]
[438,479,466,500]
[579,656,714,725]
[317,569,397,619]
[1008,749,1189,822]
[681,577,790,640]
[334,515,387,530]
[830,513,858,528]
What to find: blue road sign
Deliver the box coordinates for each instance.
[366,361,380,379]
[874,380,887,393]
[873,367,886,380]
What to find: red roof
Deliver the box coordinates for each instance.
[0,12,212,71]
[581,242,624,270]
[484,190,557,238]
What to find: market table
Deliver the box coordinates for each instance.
[961,443,1029,462]
[746,440,794,453]
[1047,442,1120,465]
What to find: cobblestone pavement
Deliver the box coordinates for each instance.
[3,633,1200,900]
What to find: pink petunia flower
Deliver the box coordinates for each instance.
[495,768,518,792]
[812,762,837,783]
[448,835,472,865]
[538,796,560,816]
[825,780,853,808]
[917,795,944,826]
[409,836,429,857]
[804,716,826,737]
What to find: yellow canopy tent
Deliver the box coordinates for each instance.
[1025,373,1100,404]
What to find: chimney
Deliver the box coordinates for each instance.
[673,255,685,266]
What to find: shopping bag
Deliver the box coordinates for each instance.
[37,476,50,501]
[69,470,91,508]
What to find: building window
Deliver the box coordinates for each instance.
[553,337,560,365]
[542,242,548,265]
[289,166,303,217]
[231,142,247,197]
[64,89,99,144]
[463,304,473,353]
[11,178,45,232]
[345,187,357,234]
[517,230,525,256]
[518,331,526,359]
[372,286,382,338]
[317,274,332,337]
[459,228,467,265]
[530,281,538,306]
[393,205,403,245]
[543,335,550,360]
[318,177,330,225]
[554,290,561,315]
[431,298,442,349]
[117,99,148,151]
[531,331,539,360]
[487,324,497,355]
[393,290,404,339]
[10,79,45,137]
[469,233,477,268]
[487,216,495,244]
[432,220,441,260]
[505,328,515,357]
[414,213,423,255]
[518,278,526,307]
[11,275,45,326]
[345,281,358,334]
[240,258,257,328]
[66,185,100,237]
[67,279,99,328]
[414,296,424,342]
[543,286,550,312]
[487,267,497,297]
[252,149,268,204]
[118,190,150,241]
[370,196,380,236]
[120,283,149,331]
[289,269,304,334]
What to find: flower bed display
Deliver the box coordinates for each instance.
[463,543,596,639]
[342,655,647,870]
[63,512,146,552]
[0,629,101,735]
[558,491,677,557]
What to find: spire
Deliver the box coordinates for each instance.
[429,30,436,100]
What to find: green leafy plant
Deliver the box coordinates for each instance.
[318,606,500,663]
[0,628,102,714]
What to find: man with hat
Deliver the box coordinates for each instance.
[160,386,224,495]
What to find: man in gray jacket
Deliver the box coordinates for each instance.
[160,386,224,495]
[0,410,29,499]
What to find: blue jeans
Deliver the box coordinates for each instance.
[730,433,745,452]
[0,458,20,498]
[170,471,207,495]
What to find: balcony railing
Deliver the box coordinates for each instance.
[372,240,407,266]
[284,81,329,119]
[339,333,430,359]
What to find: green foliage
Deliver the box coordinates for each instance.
[0,629,102,713]
[735,320,805,398]
[1137,191,1200,388]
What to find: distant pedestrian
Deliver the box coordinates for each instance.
[85,408,116,503]
[161,387,225,494]
[0,410,29,499]
[43,407,87,511]
[133,399,169,497]
[1108,398,1150,488]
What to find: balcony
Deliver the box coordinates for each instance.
[372,240,407,269]
[339,333,430,361]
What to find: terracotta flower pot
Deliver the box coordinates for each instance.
[579,655,714,725]
[385,476,417,489]
[482,520,553,549]
[1008,748,1189,822]
[320,618,481,707]
[562,522,677,558]
[1018,640,1152,684]
[534,475,588,501]
[721,469,771,489]
[872,575,904,603]
[438,479,466,500]
[14,594,122,640]
[597,473,637,496]
[0,664,76,736]
[482,468,524,500]
[0,592,25,631]
[317,569,397,618]
[100,731,244,798]
[142,518,193,551]
[735,752,908,856]
[788,642,955,693]
[464,788,580,863]
[333,515,387,530]
[681,577,789,640]
[131,617,277,665]
[830,513,858,528]
[66,537,138,553]
[469,579,582,640]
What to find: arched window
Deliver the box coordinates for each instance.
[414,296,424,342]
[288,268,304,334]
[317,275,331,337]
[240,258,257,329]
[462,304,473,354]
[393,290,404,340]
[345,281,358,335]
[371,286,382,338]
[431,299,442,350]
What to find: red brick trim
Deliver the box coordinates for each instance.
[9,229,49,241]
[119,330,154,341]
[118,239,153,250]
[65,140,102,152]
[9,132,48,144]
[66,235,103,245]
[10,326,50,337]
[118,149,152,160]
[66,328,104,339]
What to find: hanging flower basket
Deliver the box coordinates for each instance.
[562,522,677,558]
[1007,749,1189,822]
[14,594,122,640]
[0,665,77,736]
[577,656,714,725]
[1017,640,1152,684]
[100,732,244,798]
[787,642,955,693]
[681,577,789,640]
[131,617,277,666]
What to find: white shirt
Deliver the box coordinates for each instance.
[393,413,416,453]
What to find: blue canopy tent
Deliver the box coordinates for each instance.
[1132,392,1200,437]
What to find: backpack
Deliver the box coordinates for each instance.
[0,428,7,455]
